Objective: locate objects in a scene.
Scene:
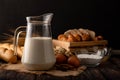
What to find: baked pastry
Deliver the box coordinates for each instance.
[58,28,97,42]
[0,43,23,58]
[0,47,17,63]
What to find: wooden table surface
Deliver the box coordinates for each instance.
[0,54,120,80]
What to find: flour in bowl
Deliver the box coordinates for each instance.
[77,53,103,67]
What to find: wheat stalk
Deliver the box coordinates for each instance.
[0,29,25,46]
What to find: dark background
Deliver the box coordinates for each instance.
[0,0,119,49]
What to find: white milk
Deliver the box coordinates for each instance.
[21,37,56,70]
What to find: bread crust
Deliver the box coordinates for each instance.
[0,47,17,63]
[0,43,23,63]
[57,28,98,42]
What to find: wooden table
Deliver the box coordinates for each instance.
[0,54,120,80]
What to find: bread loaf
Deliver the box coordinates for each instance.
[0,47,17,63]
[57,28,102,42]
[0,43,23,58]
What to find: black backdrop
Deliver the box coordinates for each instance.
[0,0,119,49]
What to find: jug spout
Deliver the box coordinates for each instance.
[26,13,53,24]
[42,13,53,24]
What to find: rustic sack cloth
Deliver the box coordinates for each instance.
[0,62,87,77]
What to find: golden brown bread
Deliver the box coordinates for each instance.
[0,43,23,58]
[67,34,78,42]
[57,28,103,42]
[0,47,17,63]
[58,34,68,41]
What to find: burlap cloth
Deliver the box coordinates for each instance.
[0,62,87,77]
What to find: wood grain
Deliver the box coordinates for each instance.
[0,56,120,80]
[53,39,108,51]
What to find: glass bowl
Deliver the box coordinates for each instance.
[75,46,111,67]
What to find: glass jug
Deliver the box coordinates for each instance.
[13,13,56,70]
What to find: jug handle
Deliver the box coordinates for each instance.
[13,26,26,56]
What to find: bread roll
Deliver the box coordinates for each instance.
[78,28,90,41]
[0,43,23,58]
[86,29,96,40]
[57,28,102,42]
[67,34,78,42]
[58,34,68,41]
[0,47,17,63]
[9,44,23,58]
